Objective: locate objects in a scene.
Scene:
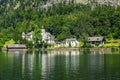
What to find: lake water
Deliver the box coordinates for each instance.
[0,50,120,80]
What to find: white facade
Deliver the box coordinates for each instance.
[65,38,79,47]
[41,29,55,44]
[22,31,33,41]
[22,29,55,44]
[55,38,79,47]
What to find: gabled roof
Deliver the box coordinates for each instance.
[87,37,104,42]
[8,44,26,48]
[26,31,33,36]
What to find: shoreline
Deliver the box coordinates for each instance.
[1,48,119,54]
[47,48,114,52]
[1,47,118,51]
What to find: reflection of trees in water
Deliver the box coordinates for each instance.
[83,48,91,54]
[1,50,120,80]
[12,50,118,79]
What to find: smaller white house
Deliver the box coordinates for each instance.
[55,38,79,47]
[22,31,33,41]
[64,38,79,47]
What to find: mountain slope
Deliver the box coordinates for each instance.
[0,0,120,47]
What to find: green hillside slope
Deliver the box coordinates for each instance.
[0,0,120,48]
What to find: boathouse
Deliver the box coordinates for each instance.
[7,44,26,49]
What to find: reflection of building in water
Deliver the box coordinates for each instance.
[21,51,35,79]
[41,51,56,79]
[22,53,25,78]
[40,50,80,79]
[49,50,80,55]
[68,51,80,70]
[50,50,80,72]
[29,51,34,73]
[89,48,112,54]
[7,50,26,54]
[41,53,48,76]
[65,50,80,69]
[89,53,105,73]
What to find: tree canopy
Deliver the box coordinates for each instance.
[0,0,120,47]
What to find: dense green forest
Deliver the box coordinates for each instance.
[0,0,120,48]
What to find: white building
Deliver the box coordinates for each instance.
[55,38,79,47]
[64,38,79,47]
[22,31,33,41]
[87,36,105,47]
[22,29,55,44]
[41,29,55,44]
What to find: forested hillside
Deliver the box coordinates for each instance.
[0,0,120,48]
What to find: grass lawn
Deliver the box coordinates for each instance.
[103,39,120,48]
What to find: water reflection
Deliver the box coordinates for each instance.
[0,50,120,80]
